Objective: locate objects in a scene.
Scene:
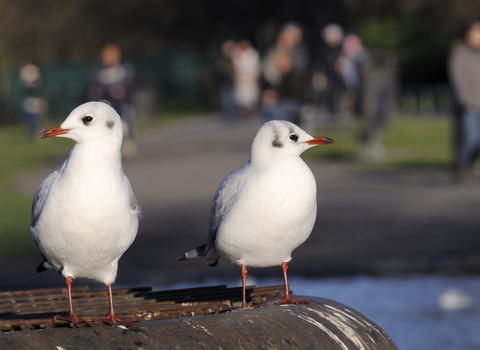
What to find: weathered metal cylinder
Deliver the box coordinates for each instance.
[0,295,397,349]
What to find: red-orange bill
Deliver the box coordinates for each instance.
[304,136,335,145]
[39,126,70,139]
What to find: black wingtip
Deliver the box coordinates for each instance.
[178,254,188,262]
[208,260,218,267]
[36,261,49,273]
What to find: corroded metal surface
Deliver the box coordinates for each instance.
[0,284,285,331]
[0,294,397,350]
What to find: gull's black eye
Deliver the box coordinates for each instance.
[289,134,298,142]
[82,116,93,125]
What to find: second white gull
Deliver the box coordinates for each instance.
[179,120,334,307]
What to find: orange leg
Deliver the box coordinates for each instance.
[240,264,265,308]
[275,262,312,305]
[54,276,93,326]
[101,283,135,327]
[241,264,249,308]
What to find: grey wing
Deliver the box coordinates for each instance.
[204,163,249,262]
[31,170,59,229]
[124,175,141,216]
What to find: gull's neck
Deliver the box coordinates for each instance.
[250,147,279,168]
[64,137,123,175]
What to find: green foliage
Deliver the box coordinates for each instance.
[355,17,402,50]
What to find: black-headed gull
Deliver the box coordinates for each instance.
[31,101,140,327]
[179,120,334,308]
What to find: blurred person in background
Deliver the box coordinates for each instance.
[88,43,136,156]
[449,20,480,179]
[18,62,48,138]
[311,23,345,122]
[232,40,260,119]
[339,34,367,119]
[260,23,309,124]
[358,50,396,160]
[282,23,310,85]
[337,33,386,159]
[215,39,239,124]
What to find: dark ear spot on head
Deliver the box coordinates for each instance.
[106,120,114,129]
[271,125,283,148]
[272,140,283,148]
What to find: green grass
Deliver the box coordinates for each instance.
[0,125,73,261]
[382,117,452,169]
[308,125,358,161]
[309,116,452,170]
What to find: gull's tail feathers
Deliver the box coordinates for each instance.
[178,244,219,267]
[36,259,53,273]
[178,244,207,261]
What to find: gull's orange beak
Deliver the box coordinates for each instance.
[304,136,335,145]
[39,126,70,139]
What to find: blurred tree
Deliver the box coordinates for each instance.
[0,0,477,64]
[355,17,401,50]
[0,0,479,123]
[0,0,343,63]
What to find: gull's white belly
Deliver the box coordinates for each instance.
[32,174,137,284]
[216,159,317,267]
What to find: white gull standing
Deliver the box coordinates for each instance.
[179,120,334,308]
[31,101,140,327]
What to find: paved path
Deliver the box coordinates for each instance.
[5,116,480,290]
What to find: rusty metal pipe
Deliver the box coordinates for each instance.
[0,295,397,349]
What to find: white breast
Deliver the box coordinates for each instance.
[32,151,138,285]
[215,155,317,268]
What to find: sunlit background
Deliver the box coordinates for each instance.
[1,1,480,349]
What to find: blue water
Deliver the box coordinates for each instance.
[291,275,480,350]
[168,275,480,350]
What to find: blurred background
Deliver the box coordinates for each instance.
[1,0,480,349]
